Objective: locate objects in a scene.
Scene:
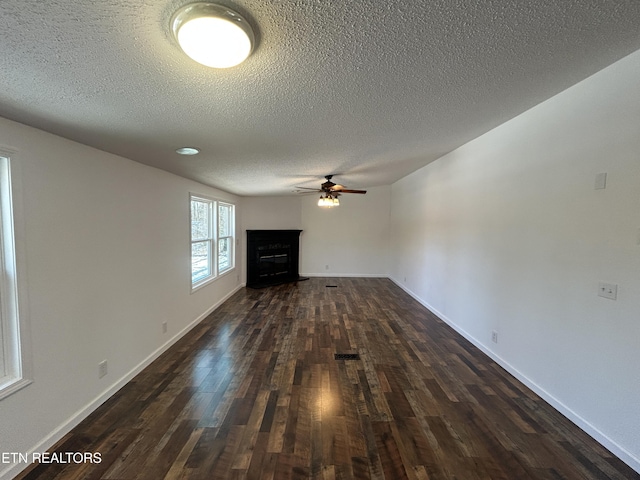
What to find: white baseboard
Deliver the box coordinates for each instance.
[1,284,244,480]
[301,273,386,278]
[388,276,640,475]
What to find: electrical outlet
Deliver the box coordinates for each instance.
[325,264,329,270]
[598,282,617,300]
[162,322,168,334]
[98,360,108,378]
[491,330,498,344]
[594,172,607,190]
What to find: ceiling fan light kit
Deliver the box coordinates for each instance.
[171,2,255,68]
[318,194,340,207]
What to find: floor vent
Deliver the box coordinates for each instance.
[334,353,360,360]
[326,285,338,288]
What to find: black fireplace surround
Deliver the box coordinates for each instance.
[246,230,306,288]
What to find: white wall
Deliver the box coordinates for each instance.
[241,187,391,278]
[300,186,390,276]
[390,49,640,472]
[0,117,241,480]
[241,195,303,231]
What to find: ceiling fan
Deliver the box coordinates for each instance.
[295,175,366,207]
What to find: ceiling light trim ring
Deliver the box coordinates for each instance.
[171,2,255,68]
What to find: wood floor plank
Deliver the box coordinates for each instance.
[13,278,640,480]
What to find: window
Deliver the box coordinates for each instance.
[191,196,214,285]
[190,195,235,289]
[218,202,235,273]
[0,152,30,399]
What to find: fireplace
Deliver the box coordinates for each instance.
[246,230,305,288]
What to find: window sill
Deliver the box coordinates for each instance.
[191,267,236,294]
[0,377,32,401]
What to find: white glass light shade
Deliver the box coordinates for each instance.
[176,147,200,155]
[318,195,339,207]
[172,3,254,68]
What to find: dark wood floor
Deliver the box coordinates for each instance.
[16,278,639,480]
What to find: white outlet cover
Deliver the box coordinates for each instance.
[594,172,607,190]
[598,282,618,300]
[98,360,108,378]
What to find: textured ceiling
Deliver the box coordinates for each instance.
[1,1,640,195]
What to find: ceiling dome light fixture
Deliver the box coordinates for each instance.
[176,147,200,155]
[171,2,255,68]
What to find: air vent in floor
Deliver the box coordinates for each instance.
[334,353,360,360]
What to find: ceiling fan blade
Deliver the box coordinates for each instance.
[308,175,367,197]
[294,187,322,191]
[337,189,367,194]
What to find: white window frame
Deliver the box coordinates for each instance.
[190,194,235,291]
[217,202,235,274]
[0,150,32,400]
[190,195,216,289]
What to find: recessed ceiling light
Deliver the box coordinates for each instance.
[176,147,200,155]
[171,3,255,68]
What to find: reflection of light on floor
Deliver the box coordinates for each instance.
[316,387,335,418]
[191,323,233,384]
[215,356,232,376]
[215,324,231,349]
[195,351,214,369]
[320,389,336,417]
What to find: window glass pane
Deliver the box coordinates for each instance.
[1,153,30,397]
[191,241,211,283]
[191,200,210,241]
[218,237,231,272]
[218,204,231,237]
